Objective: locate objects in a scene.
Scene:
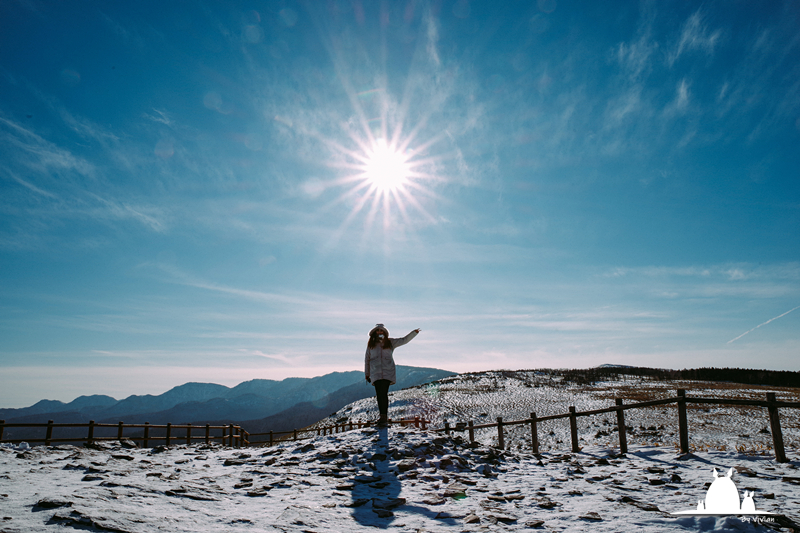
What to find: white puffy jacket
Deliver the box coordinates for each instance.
[364,330,418,385]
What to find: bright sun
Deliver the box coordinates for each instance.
[363,139,410,192]
[318,87,445,241]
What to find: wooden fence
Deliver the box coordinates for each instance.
[0,417,426,449]
[247,416,428,446]
[0,420,249,448]
[1,391,797,462]
[434,389,799,463]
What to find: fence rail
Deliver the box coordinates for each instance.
[0,420,249,448]
[1,390,797,462]
[246,416,427,446]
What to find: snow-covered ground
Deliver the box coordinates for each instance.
[2,428,799,532]
[1,371,799,532]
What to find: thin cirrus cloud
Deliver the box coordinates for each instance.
[0,116,95,178]
[667,9,724,67]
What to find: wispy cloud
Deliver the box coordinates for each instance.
[86,193,166,233]
[0,116,96,177]
[672,78,690,113]
[604,262,800,301]
[425,7,441,67]
[728,305,800,344]
[614,4,656,83]
[668,9,723,67]
[236,349,295,364]
[143,108,173,126]
[3,170,58,199]
[607,263,800,281]
[56,107,120,145]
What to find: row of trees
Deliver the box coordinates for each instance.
[554,366,800,388]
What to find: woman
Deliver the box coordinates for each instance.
[365,323,420,427]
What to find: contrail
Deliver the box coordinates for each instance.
[727,305,800,344]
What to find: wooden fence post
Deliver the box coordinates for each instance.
[166,423,172,447]
[293,428,298,441]
[414,416,420,429]
[468,420,475,443]
[766,392,787,463]
[228,424,235,447]
[0,420,4,442]
[269,430,273,447]
[569,407,579,453]
[205,424,210,445]
[45,420,54,446]
[186,425,192,446]
[143,423,149,448]
[117,422,124,442]
[677,389,689,454]
[615,399,627,454]
[496,417,505,449]
[88,420,96,444]
[530,412,539,454]
[444,421,451,436]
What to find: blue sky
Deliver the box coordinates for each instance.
[1,0,799,408]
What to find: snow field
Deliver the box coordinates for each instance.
[1,425,799,532]
[2,370,799,532]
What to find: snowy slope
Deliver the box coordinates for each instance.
[312,371,800,454]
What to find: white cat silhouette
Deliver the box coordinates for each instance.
[673,466,771,516]
[741,491,756,513]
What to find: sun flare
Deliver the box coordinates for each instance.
[315,84,451,247]
[363,139,410,192]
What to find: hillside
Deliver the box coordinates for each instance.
[308,368,800,454]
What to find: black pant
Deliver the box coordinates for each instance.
[373,379,391,416]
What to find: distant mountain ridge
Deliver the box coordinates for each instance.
[231,366,451,435]
[0,366,455,428]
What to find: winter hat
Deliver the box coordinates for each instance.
[369,323,389,336]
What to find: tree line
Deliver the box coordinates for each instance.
[553,366,800,388]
